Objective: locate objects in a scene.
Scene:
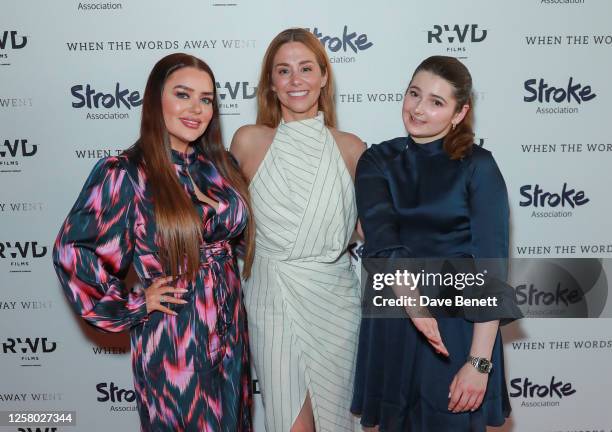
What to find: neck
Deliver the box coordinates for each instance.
[411,124,451,144]
[280,105,319,123]
[170,139,191,154]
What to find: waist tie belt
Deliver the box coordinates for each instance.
[199,240,233,266]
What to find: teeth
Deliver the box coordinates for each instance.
[288,91,308,97]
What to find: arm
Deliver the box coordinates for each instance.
[355,149,411,258]
[53,158,148,332]
[230,124,270,183]
[449,151,509,412]
[357,147,448,355]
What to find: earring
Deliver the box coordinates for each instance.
[452,123,456,130]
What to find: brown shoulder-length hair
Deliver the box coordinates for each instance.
[256,28,336,128]
[124,53,255,279]
[411,55,474,160]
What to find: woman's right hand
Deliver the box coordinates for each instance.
[410,317,449,357]
[144,276,188,316]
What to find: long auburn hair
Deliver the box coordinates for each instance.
[411,56,475,160]
[124,53,255,279]
[256,28,336,128]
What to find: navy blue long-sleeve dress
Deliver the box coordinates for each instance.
[351,136,512,431]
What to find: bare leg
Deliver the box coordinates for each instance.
[290,391,316,432]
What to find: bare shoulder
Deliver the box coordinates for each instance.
[230,124,276,182]
[330,128,366,180]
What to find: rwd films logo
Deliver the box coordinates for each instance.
[0,31,28,66]
[427,24,487,56]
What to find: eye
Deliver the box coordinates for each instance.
[201,97,213,105]
[277,68,289,75]
[302,65,313,72]
[176,91,189,99]
[408,90,418,97]
[433,100,443,107]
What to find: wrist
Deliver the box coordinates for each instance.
[467,355,493,374]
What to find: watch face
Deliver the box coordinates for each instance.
[477,359,492,373]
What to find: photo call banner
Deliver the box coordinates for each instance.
[2,1,611,431]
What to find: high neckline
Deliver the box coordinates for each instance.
[280,111,325,132]
[171,146,198,166]
[406,135,445,156]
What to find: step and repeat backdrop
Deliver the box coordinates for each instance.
[2,1,612,431]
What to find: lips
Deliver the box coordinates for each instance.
[409,113,426,125]
[180,118,201,129]
[287,90,308,97]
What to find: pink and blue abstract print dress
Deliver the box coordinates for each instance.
[53,147,252,431]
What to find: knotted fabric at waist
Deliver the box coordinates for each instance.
[199,240,233,266]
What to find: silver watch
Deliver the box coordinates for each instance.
[467,355,493,374]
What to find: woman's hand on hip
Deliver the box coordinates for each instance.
[144,276,188,316]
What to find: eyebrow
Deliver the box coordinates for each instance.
[173,84,213,96]
[274,60,315,67]
[408,85,447,103]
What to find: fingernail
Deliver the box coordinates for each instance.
[179,289,188,293]
[180,300,188,304]
[448,392,451,398]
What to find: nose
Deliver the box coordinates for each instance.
[414,99,424,115]
[190,97,202,114]
[290,71,301,87]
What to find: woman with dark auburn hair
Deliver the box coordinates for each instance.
[231,28,365,431]
[351,56,512,431]
[53,53,254,431]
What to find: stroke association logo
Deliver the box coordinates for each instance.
[519,182,589,218]
[426,24,487,58]
[70,82,142,120]
[0,31,28,67]
[309,25,373,64]
[1,336,57,367]
[0,240,48,273]
[0,138,38,174]
[215,80,256,116]
[96,382,137,412]
[77,1,123,11]
[510,376,576,408]
[539,0,586,5]
[523,77,596,114]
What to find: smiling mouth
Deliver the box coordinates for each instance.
[180,118,201,129]
[410,113,426,125]
[288,90,308,97]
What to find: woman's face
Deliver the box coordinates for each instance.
[271,41,327,122]
[161,66,214,151]
[402,70,468,143]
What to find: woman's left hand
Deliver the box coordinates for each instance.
[448,362,488,413]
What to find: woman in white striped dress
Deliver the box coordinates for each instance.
[231,28,365,432]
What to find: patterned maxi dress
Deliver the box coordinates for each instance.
[244,113,361,431]
[53,147,251,431]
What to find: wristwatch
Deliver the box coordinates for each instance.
[467,355,493,374]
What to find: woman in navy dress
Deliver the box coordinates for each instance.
[351,56,512,431]
[53,53,254,431]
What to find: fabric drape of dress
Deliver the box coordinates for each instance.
[244,113,361,431]
[53,147,252,431]
[351,136,512,432]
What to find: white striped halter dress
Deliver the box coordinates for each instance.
[244,112,361,431]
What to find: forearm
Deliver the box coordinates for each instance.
[469,320,499,359]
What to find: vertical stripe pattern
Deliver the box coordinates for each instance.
[244,113,361,431]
